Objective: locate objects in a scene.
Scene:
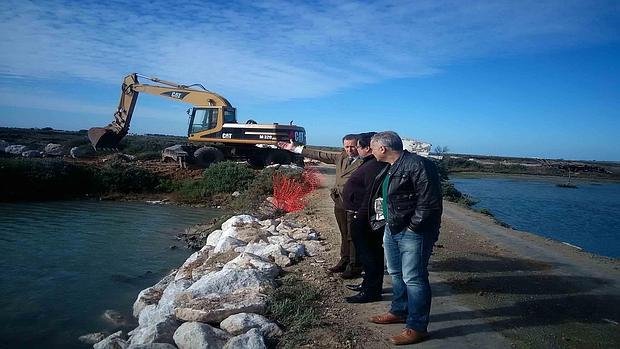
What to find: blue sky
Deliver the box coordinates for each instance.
[0,0,618,160]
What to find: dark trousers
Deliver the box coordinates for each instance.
[334,206,359,267]
[351,215,384,295]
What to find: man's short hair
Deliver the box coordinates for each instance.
[342,134,359,143]
[357,132,376,148]
[371,131,403,151]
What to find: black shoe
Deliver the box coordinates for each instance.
[345,292,382,304]
[346,284,363,292]
[328,258,349,273]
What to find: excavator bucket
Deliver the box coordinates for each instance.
[88,127,124,149]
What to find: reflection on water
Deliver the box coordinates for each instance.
[0,200,218,348]
[451,176,620,258]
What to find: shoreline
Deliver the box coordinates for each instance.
[80,164,619,348]
[450,170,620,183]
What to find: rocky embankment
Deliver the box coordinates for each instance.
[86,214,327,349]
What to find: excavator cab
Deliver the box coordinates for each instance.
[187,106,237,135]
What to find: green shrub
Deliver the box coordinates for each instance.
[442,181,477,206]
[479,208,494,216]
[63,137,90,149]
[0,158,96,201]
[435,159,449,181]
[95,160,161,193]
[172,179,208,203]
[201,161,256,194]
[444,157,483,171]
[117,135,184,154]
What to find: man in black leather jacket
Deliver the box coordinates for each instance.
[367,131,442,346]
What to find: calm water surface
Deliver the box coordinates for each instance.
[451,175,620,258]
[0,200,218,349]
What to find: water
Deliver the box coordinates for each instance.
[450,175,620,258]
[0,200,219,349]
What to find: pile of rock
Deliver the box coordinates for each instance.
[90,214,328,349]
[1,142,66,157]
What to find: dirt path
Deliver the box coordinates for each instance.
[286,164,619,348]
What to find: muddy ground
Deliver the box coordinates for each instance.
[282,164,619,348]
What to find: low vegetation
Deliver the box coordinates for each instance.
[0,158,96,201]
[267,274,322,348]
[0,152,307,219]
[435,158,477,207]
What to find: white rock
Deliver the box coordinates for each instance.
[302,240,327,257]
[213,236,246,254]
[44,143,64,156]
[307,231,320,240]
[138,305,161,327]
[205,229,223,247]
[78,332,107,344]
[129,317,178,346]
[242,242,287,261]
[94,331,128,349]
[221,215,258,231]
[102,309,129,327]
[258,219,275,227]
[231,227,270,244]
[173,322,230,349]
[133,270,176,318]
[266,235,294,246]
[273,254,292,267]
[275,221,299,233]
[157,279,193,316]
[22,150,42,158]
[286,226,318,240]
[70,145,95,158]
[223,328,266,349]
[220,313,283,338]
[186,268,274,298]
[127,344,177,349]
[282,242,305,258]
[223,253,280,278]
[175,288,268,323]
[4,144,26,155]
[175,248,211,281]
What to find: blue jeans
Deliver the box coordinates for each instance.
[384,225,439,332]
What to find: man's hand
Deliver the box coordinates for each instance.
[277,140,295,151]
[277,140,304,154]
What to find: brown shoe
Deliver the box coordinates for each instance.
[389,328,429,345]
[369,312,406,324]
[328,258,349,273]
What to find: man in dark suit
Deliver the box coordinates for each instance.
[278,134,363,277]
[341,132,388,303]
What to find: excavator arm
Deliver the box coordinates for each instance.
[88,73,233,149]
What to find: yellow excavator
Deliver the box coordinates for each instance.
[88,73,306,167]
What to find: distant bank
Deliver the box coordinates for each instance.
[451,174,620,258]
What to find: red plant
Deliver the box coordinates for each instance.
[272,167,322,212]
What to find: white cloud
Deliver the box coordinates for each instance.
[0,0,618,102]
